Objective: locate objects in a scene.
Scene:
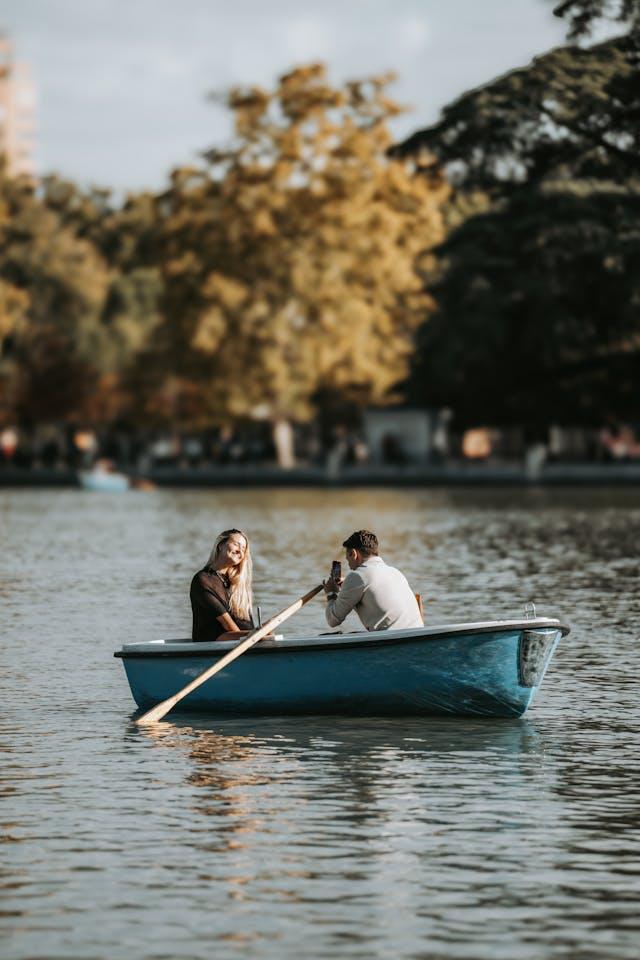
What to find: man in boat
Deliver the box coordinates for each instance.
[324,530,423,632]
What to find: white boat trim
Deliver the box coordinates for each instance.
[116,617,569,657]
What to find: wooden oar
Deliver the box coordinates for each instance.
[136,583,324,725]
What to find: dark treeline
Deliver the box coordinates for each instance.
[398,0,640,430]
[1,0,638,462]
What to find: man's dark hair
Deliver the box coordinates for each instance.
[342,530,379,556]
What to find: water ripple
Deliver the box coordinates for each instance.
[2,488,640,960]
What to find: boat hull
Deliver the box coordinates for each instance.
[115,620,565,719]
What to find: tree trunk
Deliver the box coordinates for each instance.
[272,418,295,469]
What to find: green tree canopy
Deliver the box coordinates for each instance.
[0,165,163,424]
[0,165,109,421]
[395,31,639,195]
[397,7,640,428]
[553,0,640,38]
[408,184,640,427]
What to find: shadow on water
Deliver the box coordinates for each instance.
[127,711,539,752]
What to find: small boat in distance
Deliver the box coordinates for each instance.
[115,616,569,719]
[78,458,130,492]
[78,469,130,492]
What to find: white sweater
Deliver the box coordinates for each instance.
[325,555,423,632]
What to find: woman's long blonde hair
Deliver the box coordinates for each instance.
[207,529,253,621]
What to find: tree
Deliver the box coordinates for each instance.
[397,11,640,428]
[552,0,640,38]
[0,165,164,426]
[0,164,110,422]
[408,185,640,427]
[396,32,640,195]
[138,64,448,462]
[0,278,29,422]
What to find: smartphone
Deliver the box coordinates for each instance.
[331,560,342,582]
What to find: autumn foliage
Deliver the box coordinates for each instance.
[0,65,448,446]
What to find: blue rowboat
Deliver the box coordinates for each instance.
[114,617,568,719]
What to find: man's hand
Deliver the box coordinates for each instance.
[323,576,343,596]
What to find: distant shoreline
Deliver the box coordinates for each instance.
[1,463,640,488]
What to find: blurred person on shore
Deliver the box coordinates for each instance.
[324,530,423,632]
[73,428,98,468]
[381,432,408,465]
[599,420,640,461]
[190,529,255,642]
[38,426,63,469]
[150,433,180,468]
[183,435,204,468]
[0,426,18,465]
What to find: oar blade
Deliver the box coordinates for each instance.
[136,697,178,725]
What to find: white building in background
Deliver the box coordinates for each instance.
[0,33,37,177]
[363,407,434,463]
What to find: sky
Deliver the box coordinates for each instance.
[2,0,569,195]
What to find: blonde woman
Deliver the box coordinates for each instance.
[190,529,254,642]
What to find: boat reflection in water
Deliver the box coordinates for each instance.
[128,717,570,952]
[133,715,548,852]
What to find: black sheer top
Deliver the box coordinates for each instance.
[190,566,253,642]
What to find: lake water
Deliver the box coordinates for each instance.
[2,487,639,960]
